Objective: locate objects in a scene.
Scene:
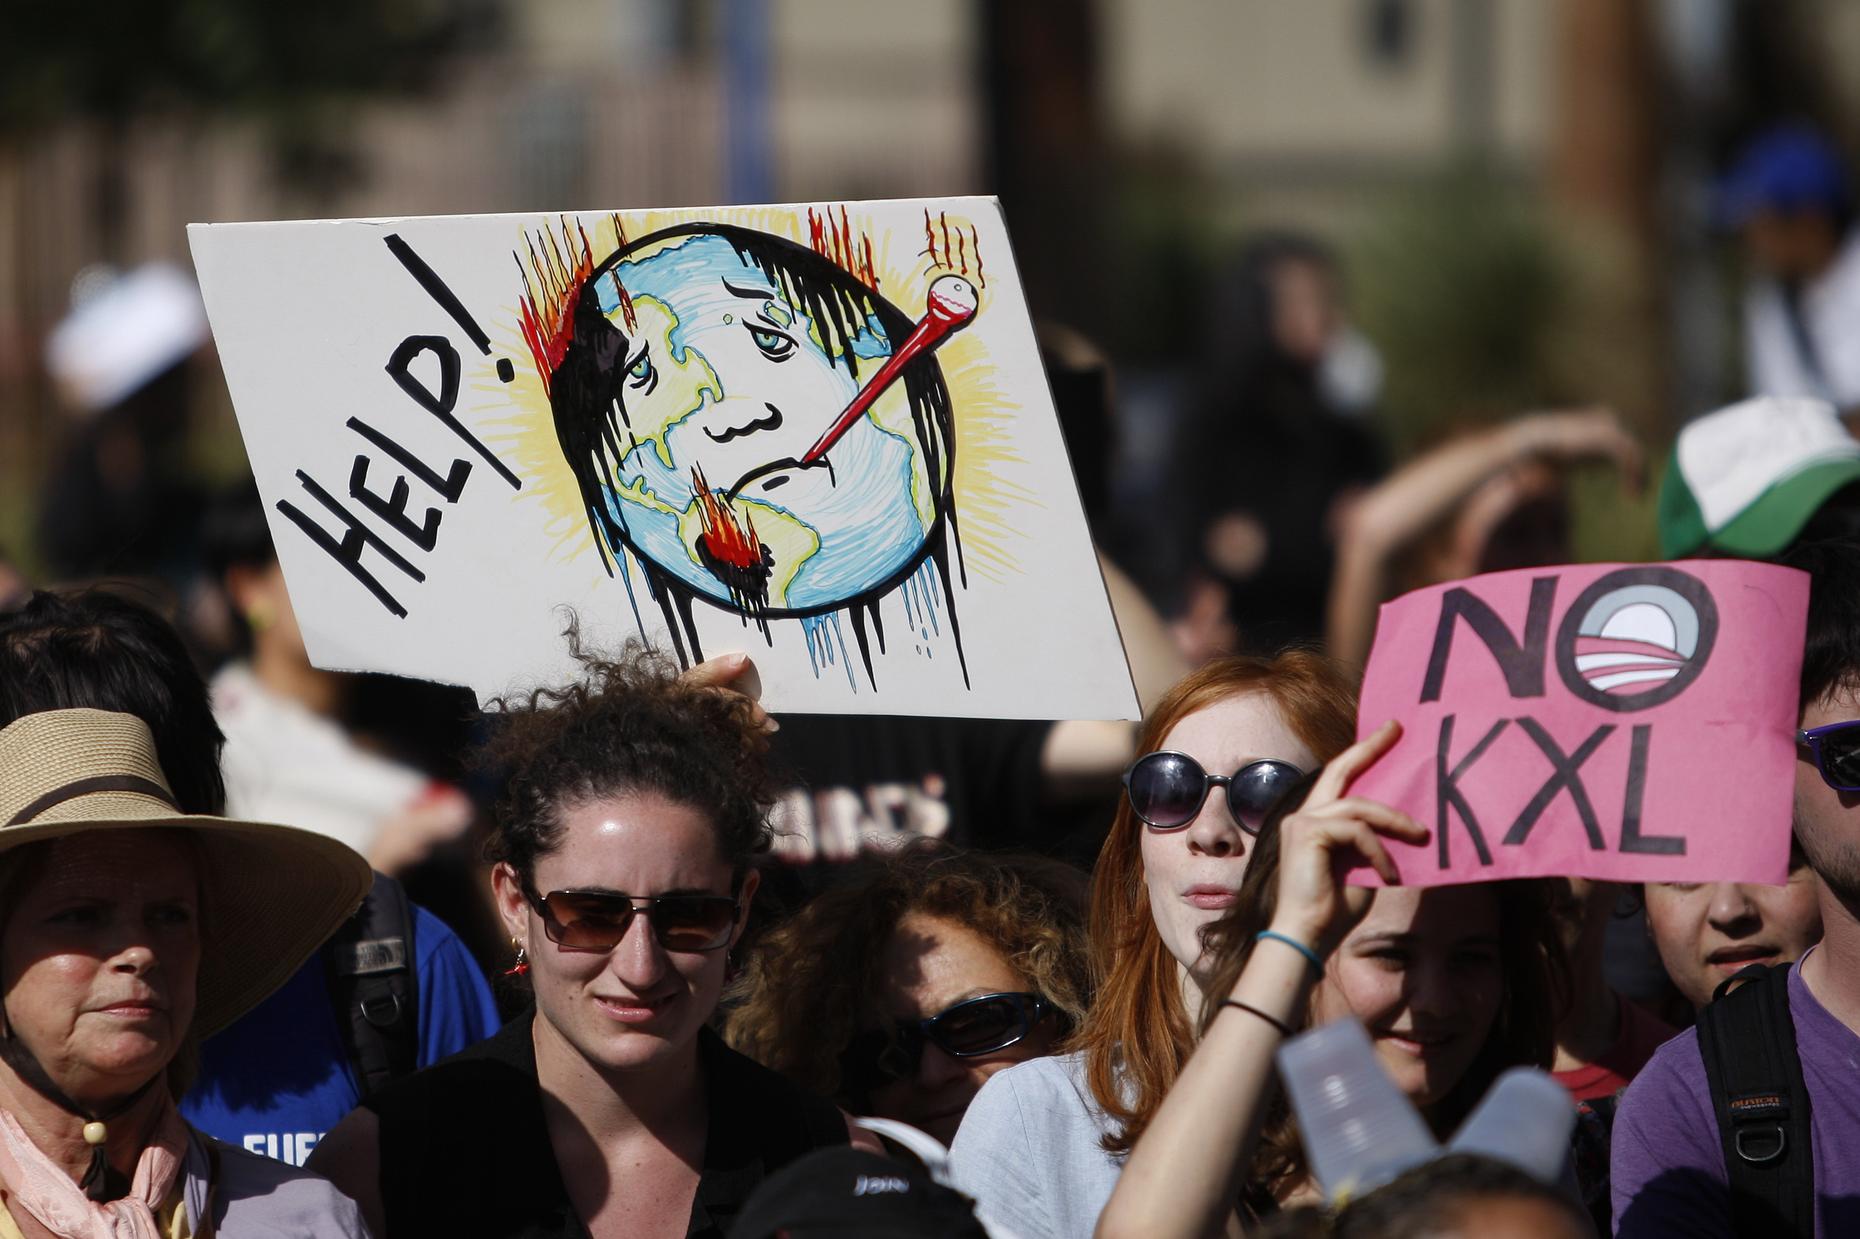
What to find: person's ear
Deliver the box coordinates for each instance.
[491,863,531,946]
[729,868,762,950]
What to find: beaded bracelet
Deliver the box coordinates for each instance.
[1255,929,1324,975]
[1221,999,1293,1038]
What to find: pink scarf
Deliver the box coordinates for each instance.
[0,1097,189,1239]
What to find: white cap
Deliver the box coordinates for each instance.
[44,264,210,415]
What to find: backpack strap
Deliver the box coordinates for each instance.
[1695,962,1814,1236]
[323,872,420,1099]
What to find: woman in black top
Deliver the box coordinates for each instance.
[311,644,851,1238]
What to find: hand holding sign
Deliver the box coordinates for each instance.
[1347,560,1808,887]
[1268,720,1431,956]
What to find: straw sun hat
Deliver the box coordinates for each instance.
[0,708,373,1038]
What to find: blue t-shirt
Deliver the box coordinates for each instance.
[181,903,499,1165]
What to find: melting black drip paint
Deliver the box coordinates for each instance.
[544,223,966,687]
[697,536,776,641]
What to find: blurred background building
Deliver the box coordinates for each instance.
[5,0,1860,584]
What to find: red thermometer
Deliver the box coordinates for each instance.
[799,273,979,464]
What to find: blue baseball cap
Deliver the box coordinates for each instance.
[1717,125,1851,228]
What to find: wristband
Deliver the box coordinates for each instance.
[1220,999,1293,1038]
[1255,929,1324,975]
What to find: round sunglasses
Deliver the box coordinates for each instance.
[837,992,1053,1097]
[523,886,742,953]
[1122,750,1306,833]
[1800,721,1860,792]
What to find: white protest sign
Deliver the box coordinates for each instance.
[189,199,1138,719]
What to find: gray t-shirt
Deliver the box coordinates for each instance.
[948,1051,1125,1239]
[186,1130,371,1236]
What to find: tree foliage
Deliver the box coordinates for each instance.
[0,0,495,179]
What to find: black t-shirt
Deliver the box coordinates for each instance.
[363,1011,847,1238]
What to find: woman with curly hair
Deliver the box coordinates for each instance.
[1094,724,1565,1238]
[723,842,1092,1145]
[310,643,854,1239]
[948,652,1358,1238]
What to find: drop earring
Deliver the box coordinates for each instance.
[503,940,529,978]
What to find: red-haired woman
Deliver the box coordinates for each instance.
[947,652,1357,1238]
[1092,721,1563,1236]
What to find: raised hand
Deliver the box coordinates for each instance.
[678,650,777,732]
[1266,720,1428,958]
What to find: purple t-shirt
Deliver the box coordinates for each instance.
[1612,953,1860,1237]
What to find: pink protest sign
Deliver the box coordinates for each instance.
[1348,561,1808,887]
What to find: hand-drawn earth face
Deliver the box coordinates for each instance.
[550,226,954,621]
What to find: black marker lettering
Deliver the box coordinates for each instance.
[347,418,472,502]
[349,455,441,552]
[385,335,521,490]
[1420,578,1557,703]
[384,233,493,352]
[1503,719,1613,849]
[1436,714,1509,869]
[1619,725,1685,854]
[274,471,424,619]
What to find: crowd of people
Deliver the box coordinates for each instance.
[5,125,1860,1239]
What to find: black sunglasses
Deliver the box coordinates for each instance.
[1122,750,1305,833]
[1800,721,1860,792]
[523,886,741,953]
[837,992,1053,1097]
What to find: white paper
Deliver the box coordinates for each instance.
[188,199,1138,719]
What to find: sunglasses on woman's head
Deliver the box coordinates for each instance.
[837,992,1052,1096]
[1800,721,1860,792]
[1122,750,1305,833]
[522,886,741,952]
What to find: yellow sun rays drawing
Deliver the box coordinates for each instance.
[466,205,1027,591]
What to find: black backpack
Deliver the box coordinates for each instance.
[321,872,421,1099]
[1696,962,1814,1236]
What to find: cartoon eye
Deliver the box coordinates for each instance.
[626,349,656,388]
[748,324,795,362]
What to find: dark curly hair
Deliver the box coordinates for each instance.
[481,628,773,886]
[722,841,1093,1107]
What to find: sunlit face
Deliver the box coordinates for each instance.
[0,832,200,1109]
[1139,692,1318,986]
[495,792,755,1077]
[589,233,933,612]
[861,913,1058,1146]
[1645,856,1823,1010]
[1309,887,1504,1110]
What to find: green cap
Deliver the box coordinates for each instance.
[1658,396,1860,558]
